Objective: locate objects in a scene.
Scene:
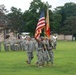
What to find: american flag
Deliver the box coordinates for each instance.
[35,11,45,39]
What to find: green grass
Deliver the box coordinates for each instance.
[0,41,76,75]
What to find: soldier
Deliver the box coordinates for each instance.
[14,39,19,51]
[11,38,16,51]
[35,37,44,67]
[26,36,34,64]
[10,39,14,51]
[31,38,37,51]
[47,39,54,65]
[4,35,10,51]
[18,39,22,50]
[52,34,58,49]
[21,39,26,51]
[19,38,25,51]
[42,37,49,65]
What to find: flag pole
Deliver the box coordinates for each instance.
[45,2,50,39]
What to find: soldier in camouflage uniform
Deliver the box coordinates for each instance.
[35,37,44,67]
[47,39,54,65]
[4,35,10,51]
[10,39,14,51]
[31,38,36,51]
[26,36,34,64]
[18,39,22,50]
[14,39,20,51]
[52,34,58,49]
[19,39,22,50]
[21,39,26,51]
[42,37,49,65]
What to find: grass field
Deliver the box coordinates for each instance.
[0,41,76,75]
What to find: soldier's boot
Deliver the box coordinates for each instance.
[26,60,30,64]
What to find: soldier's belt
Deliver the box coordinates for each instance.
[6,44,10,46]
[15,44,18,46]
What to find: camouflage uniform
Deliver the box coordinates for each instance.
[17,39,21,50]
[42,39,49,64]
[10,39,14,51]
[19,40,23,50]
[26,38,34,64]
[21,39,26,51]
[36,41,44,66]
[47,39,54,64]
[19,39,25,51]
[14,40,19,51]
[12,39,16,51]
[52,35,58,49]
[4,39,10,51]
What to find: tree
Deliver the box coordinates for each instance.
[24,0,52,35]
[7,0,53,36]
[22,0,43,35]
[7,7,23,32]
[54,2,76,34]
[52,13,62,33]
[0,4,10,39]
[0,4,8,26]
[22,10,37,35]
[61,16,76,35]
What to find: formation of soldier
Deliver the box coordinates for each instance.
[25,36,56,67]
[0,34,57,67]
[34,37,54,67]
[0,37,27,51]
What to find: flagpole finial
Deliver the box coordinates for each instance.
[46,2,49,8]
[46,1,51,9]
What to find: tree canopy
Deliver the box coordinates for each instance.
[0,1,76,36]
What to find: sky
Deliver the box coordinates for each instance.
[0,0,76,12]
